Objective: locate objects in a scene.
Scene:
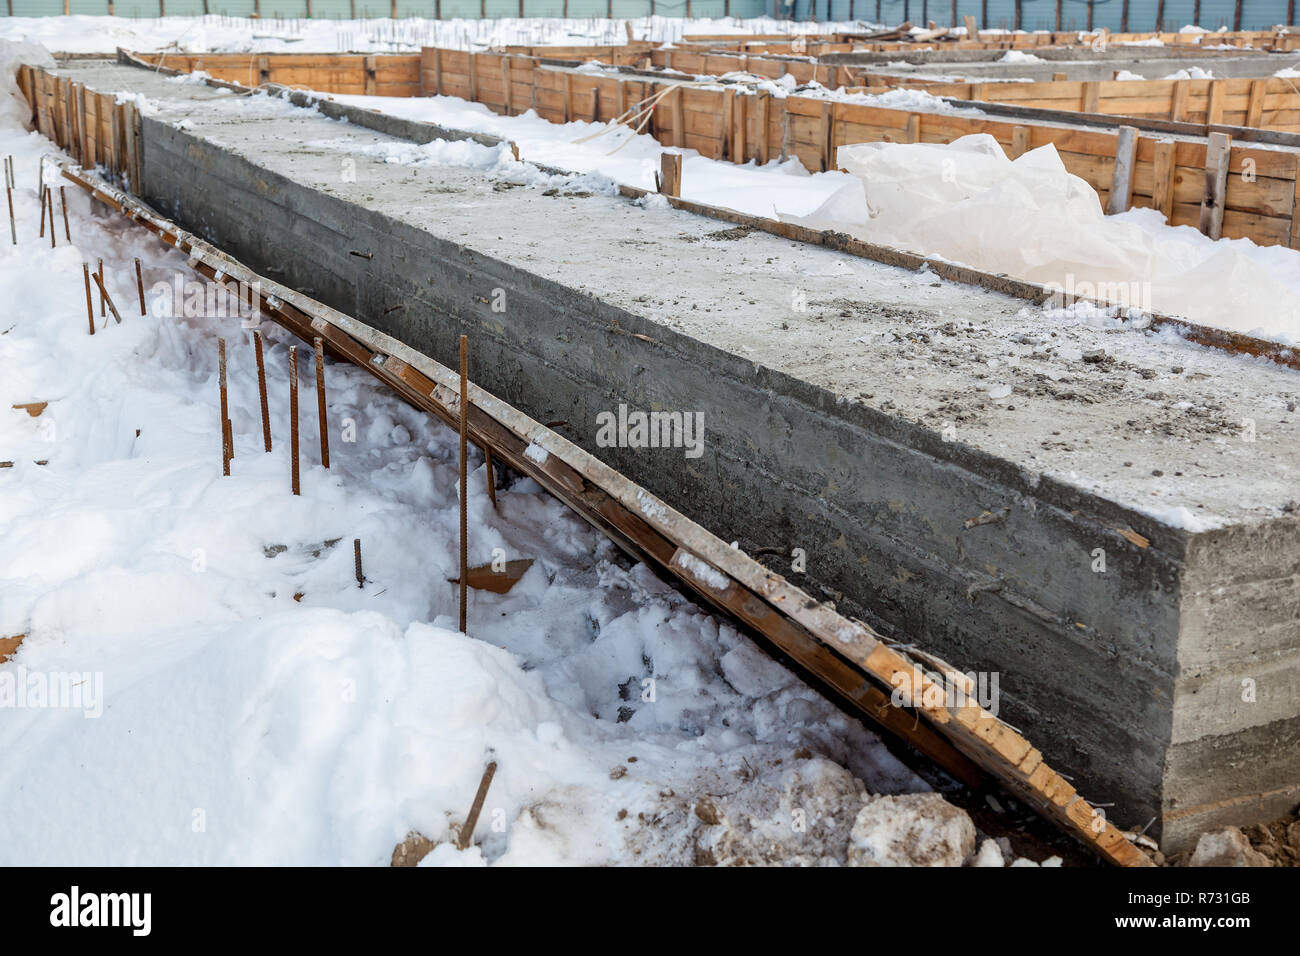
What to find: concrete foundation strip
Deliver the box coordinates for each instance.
[57,160,1152,867]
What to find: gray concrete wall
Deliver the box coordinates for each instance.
[112,74,1300,850]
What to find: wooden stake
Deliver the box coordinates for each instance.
[81,262,95,335]
[658,151,682,197]
[457,760,497,851]
[484,445,498,509]
[134,257,145,315]
[313,336,329,469]
[289,348,300,496]
[353,537,364,589]
[253,331,271,452]
[459,333,468,634]
[1199,132,1231,240]
[1106,125,1138,215]
[218,338,231,476]
[59,185,70,242]
[96,257,105,317]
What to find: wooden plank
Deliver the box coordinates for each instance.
[1199,131,1231,239]
[1291,166,1300,249]
[733,90,746,164]
[1107,125,1138,214]
[501,58,512,115]
[757,90,770,164]
[658,151,682,197]
[1170,80,1189,121]
[1151,138,1176,219]
[818,100,833,172]
[1082,81,1100,113]
[672,86,685,149]
[1207,80,1226,125]
[1246,78,1266,128]
[1011,124,1030,158]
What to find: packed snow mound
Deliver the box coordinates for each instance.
[785,134,1300,344]
[0,39,53,130]
[848,792,977,866]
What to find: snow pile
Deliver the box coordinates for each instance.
[1114,70,1146,81]
[998,50,1044,64]
[1163,66,1215,80]
[786,133,1300,343]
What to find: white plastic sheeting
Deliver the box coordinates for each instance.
[784,134,1300,345]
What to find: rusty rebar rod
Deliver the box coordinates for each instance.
[81,262,94,336]
[289,347,300,496]
[91,270,123,326]
[96,257,104,317]
[253,330,271,452]
[459,333,468,634]
[59,185,70,242]
[134,257,145,315]
[313,335,329,469]
[218,337,231,477]
[38,184,46,238]
[45,188,54,248]
[353,538,363,589]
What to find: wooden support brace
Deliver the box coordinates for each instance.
[1152,138,1176,221]
[658,152,682,198]
[1199,132,1231,240]
[1106,125,1138,215]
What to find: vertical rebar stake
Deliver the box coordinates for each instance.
[134,257,145,315]
[353,538,363,589]
[253,331,271,452]
[81,262,95,336]
[458,333,468,634]
[96,257,105,317]
[38,184,46,238]
[45,188,55,248]
[313,336,329,469]
[218,338,231,477]
[59,185,70,242]
[289,348,300,496]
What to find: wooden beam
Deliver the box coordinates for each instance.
[502,58,513,115]
[1245,78,1265,128]
[1011,124,1030,158]
[1082,81,1100,114]
[658,152,682,197]
[1206,79,1225,125]
[671,86,685,149]
[819,100,833,172]
[1152,138,1176,220]
[1106,125,1138,214]
[757,90,770,165]
[1170,80,1188,121]
[1199,132,1231,239]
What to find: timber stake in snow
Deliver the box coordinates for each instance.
[457,760,497,851]
[5,158,15,247]
[313,336,329,469]
[289,347,300,496]
[91,271,123,326]
[59,185,70,243]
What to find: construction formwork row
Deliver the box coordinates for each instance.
[675,25,1300,54]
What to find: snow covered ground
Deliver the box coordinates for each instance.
[0,44,1068,866]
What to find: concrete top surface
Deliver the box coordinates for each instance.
[56,60,1300,532]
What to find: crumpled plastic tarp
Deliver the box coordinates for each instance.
[782,133,1300,344]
